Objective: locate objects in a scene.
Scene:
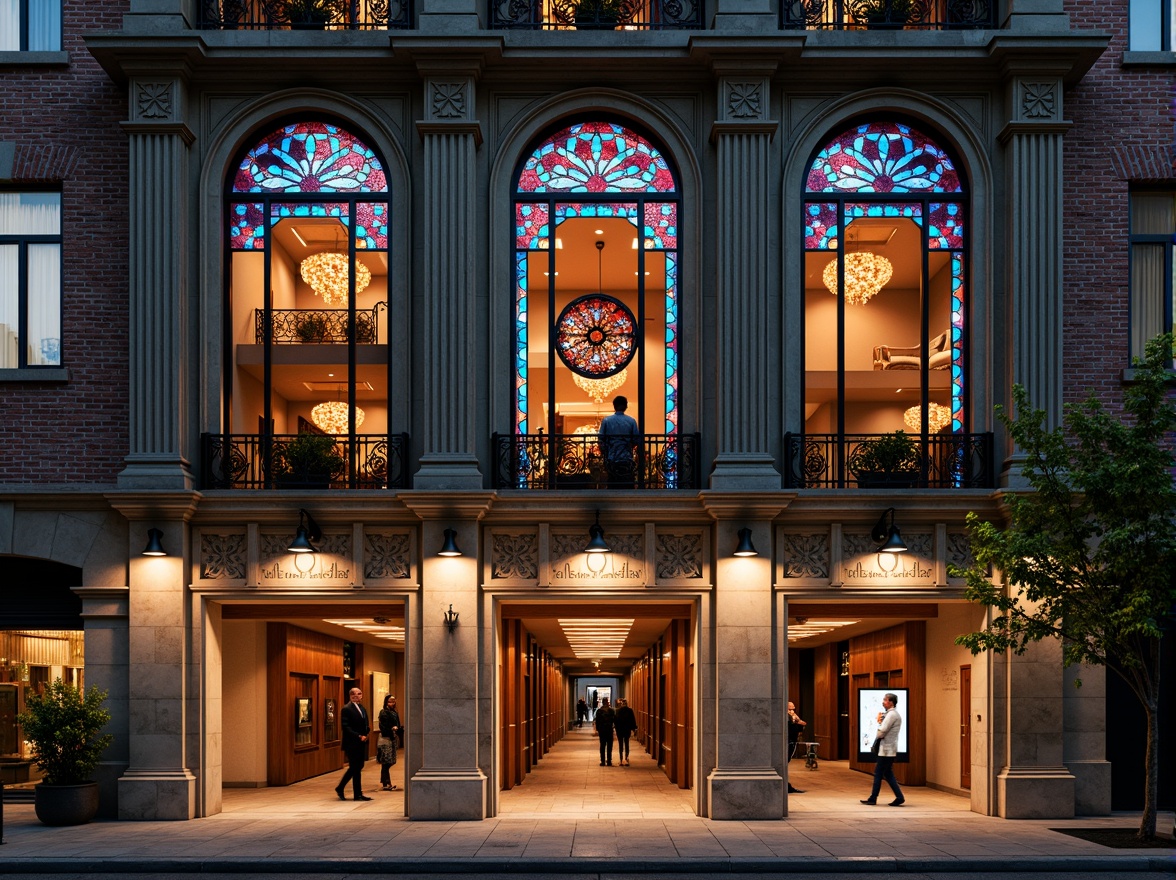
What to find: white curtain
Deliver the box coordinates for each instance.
[1130,194,1174,359]
[0,0,19,51]
[0,192,60,234]
[28,0,61,50]
[27,243,61,365]
[0,246,17,368]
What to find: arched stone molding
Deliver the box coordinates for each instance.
[195,90,414,453]
[780,89,996,458]
[0,502,128,586]
[486,90,704,452]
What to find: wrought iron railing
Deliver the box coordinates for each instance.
[254,305,384,345]
[201,432,410,490]
[783,432,994,489]
[781,0,994,29]
[197,0,412,30]
[490,0,703,29]
[492,432,701,489]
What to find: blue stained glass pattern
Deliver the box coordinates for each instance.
[234,121,387,194]
[665,253,678,435]
[518,121,676,194]
[806,121,962,194]
[846,202,923,223]
[805,202,839,250]
[516,252,529,434]
[951,252,965,432]
[231,203,266,250]
[928,202,964,249]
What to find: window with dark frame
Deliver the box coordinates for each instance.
[1129,191,1175,361]
[0,191,62,369]
[0,1,63,51]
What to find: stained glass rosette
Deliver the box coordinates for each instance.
[555,295,637,378]
[233,122,387,194]
[517,122,676,194]
[806,121,961,195]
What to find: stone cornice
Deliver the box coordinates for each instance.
[700,490,795,521]
[415,121,484,148]
[104,490,202,521]
[399,492,498,521]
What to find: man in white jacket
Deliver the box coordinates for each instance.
[860,692,905,806]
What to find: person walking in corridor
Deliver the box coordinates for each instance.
[594,696,617,766]
[614,698,637,765]
[576,697,588,728]
[335,687,372,801]
[861,692,904,806]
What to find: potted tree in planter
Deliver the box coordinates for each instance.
[853,430,921,488]
[276,432,345,488]
[295,313,330,343]
[17,679,113,826]
[850,0,919,28]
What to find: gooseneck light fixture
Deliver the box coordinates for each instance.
[584,510,611,555]
[142,528,167,557]
[439,528,462,557]
[870,507,908,554]
[444,604,460,633]
[733,528,759,557]
[287,508,323,554]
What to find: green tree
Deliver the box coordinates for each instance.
[952,333,1176,841]
[17,679,114,785]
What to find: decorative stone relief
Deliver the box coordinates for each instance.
[551,532,587,562]
[260,532,353,584]
[200,533,246,580]
[430,82,467,119]
[781,533,829,579]
[550,531,645,583]
[136,82,173,120]
[656,533,703,579]
[841,532,934,583]
[1021,81,1057,120]
[946,531,974,573]
[726,81,763,120]
[364,533,411,580]
[492,533,538,580]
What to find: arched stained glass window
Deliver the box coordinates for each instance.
[233,121,387,194]
[518,122,677,194]
[807,121,962,195]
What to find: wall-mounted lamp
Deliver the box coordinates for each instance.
[141,528,167,557]
[444,604,460,633]
[287,508,323,554]
[438,528,462,557]
[871,507,908,554]
[733,527,758,557]
[584,510,611,554]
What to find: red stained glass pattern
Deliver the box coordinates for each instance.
[518,122,676,194]
[233,121,387,194]
[807,121,961,194]
[555,295,637,378]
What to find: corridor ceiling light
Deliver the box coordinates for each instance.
[584,510,611,554]
[573,367,628,404]
[311,400,365,435]
[788,619,861,642]
[324,619,404,642]
[904,403,952,434]
[438,529,462,557]
[287,508,322,554]
[733,528,758,557]
[141,528,167,557]
[300,252,372,306]
[559,618,634,658]
[871,507,908,554]
[822,252,893,306]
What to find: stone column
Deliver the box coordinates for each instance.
[708,71,781,488]
[703,494,786,819]
[402,495,493,819]
[1000,75,1068,486]
[1063,663,1111,815]
[414,67,485,489]
[118,76,194,490]
[110,494,198,820]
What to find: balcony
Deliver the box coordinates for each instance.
[197,0,412,30]
[492,432,702,489]
[781,0,994,29]
[783,432,994,489]
[255,306,384,345]
[490,0,703,30]
[200,432,410,490]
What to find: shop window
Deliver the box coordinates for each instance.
[0,191,61,368]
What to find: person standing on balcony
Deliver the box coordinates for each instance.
[600,395,640,488]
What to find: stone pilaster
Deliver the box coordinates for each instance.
[703,494,787,819]
[118,76,194,490]
[1063,663,1111,815]
[403,495,494,819]
[710,0,777,31]
[109,493,199,820]
[414,69,484,489]
[999,75,1069,486]
[709,72,781,489]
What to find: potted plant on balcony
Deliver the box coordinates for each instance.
[295,313,329,343]
[276,432,345,489]
[573,0,627,29]
[17,679,113,826]
[283,0,342,29]
[850,0,918,28]
[853,430,920,488]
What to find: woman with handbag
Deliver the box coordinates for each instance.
[377,694,402,791]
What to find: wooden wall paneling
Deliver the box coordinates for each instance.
[902,620,926,786]
[673,619,689,789]
[812,643,839,763]
[499,618,519,790]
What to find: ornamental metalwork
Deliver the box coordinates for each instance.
[782,0,991,27]
[656,533,703,579]
[555,295,637,378]
[200,432,410,490]
[781,533,829,579]
[232,122,387,195]
[491,0,701,29]
[198,0,412,29]
[492,432,701,490]
[255,305,385,344]
[200,533,247,580]
[492,533,539,580]
[364,533,411,579]
[782,432,994,489]
[806,121,962,194]
[517,123,676,194]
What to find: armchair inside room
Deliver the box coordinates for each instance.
[873,329,951,371]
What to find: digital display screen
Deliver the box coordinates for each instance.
[856,688,909,763]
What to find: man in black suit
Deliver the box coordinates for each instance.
[335,687,372,801]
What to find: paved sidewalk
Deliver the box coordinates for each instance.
[1,728,1171,874]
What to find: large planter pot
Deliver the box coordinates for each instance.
[34,782,100,826]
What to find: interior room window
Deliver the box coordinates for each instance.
[1129,0,1174,50]
[0,191,62,368]
[1129,191,1175,359]
[0,0,63,51]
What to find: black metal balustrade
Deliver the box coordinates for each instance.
[201,433,410,490]
[783,432,994,489]
[255,306,383,345]
[781,0,993,29]
[197,0,412,30]
[492,432,701,489]
[490,0,702,29]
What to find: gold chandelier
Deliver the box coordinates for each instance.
[311,400,365,435]
[300,252,372,306]
[822,252,894,306]
[572,368,628,404]
[904,402,952,434]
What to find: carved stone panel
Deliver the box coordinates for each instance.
[491,532,539,582]
[364,531,413,582]
[259,532,355,586]
[780,533,829,580]
[549,530,646,586]
[656,532,703,580]
[841,531,934,585]
[198,532,247,583]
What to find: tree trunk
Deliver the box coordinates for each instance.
[1137,660,1160,841]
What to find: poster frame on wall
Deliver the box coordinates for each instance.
[856,687,910,763]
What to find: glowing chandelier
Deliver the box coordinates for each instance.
[573,368,628,404]
[904,402,952,434]
[822,252,893,306]
[311,400,365,435]
[300,252,372,306]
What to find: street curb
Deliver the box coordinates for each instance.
[0,856,1172,874]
